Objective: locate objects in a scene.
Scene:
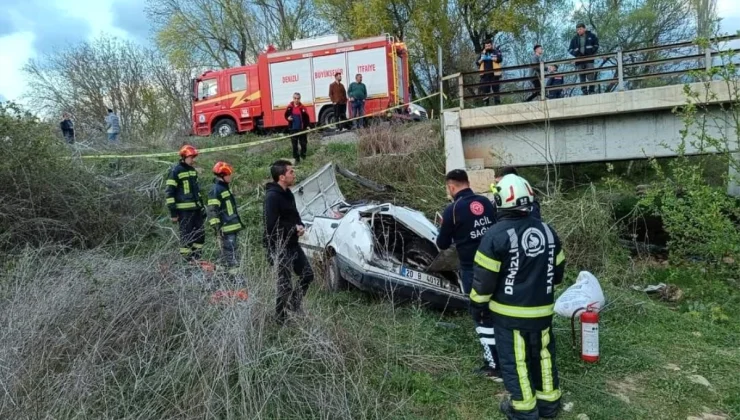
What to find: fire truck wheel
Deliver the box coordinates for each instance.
[319,107,335,127]
[213,119,237,137]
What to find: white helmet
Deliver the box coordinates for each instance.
[493,174,535,210]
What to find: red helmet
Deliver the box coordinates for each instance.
[212,161,234,177]
[179,145,198,158]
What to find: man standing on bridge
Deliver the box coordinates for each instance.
[476,39,503,106]
[568,23,600,95]
[436,169,502,381]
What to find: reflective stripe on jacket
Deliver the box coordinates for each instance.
[164,161,203,217]
[207,179,244,234]
[470,212,566,331]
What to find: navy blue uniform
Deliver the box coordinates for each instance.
[436,188,496,272]
[470,212,566,419]
[436,187,500,374]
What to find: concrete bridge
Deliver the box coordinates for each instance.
[442,78,739,197]
[439,35,740,195]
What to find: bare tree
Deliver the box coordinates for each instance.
[691,0,719,39]
[23,35,192,143]
[147,0,322,68]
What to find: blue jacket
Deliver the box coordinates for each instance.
[436,188,497,268]
[568,31,600,63]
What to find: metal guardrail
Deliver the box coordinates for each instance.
[442,34,740,110]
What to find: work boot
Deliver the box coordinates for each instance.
[473,364,503,382]
[499,398,540,420]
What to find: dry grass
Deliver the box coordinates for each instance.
[0,244,394,419]
[0,104,158,251]
[357,122,439,158]
[541,186,629,277]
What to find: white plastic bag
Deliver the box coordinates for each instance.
[554,271,606,318]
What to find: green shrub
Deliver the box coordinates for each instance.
[0,102,156,252]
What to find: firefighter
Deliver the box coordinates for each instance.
[165,145,206,262]
[436,169,501,381]
[470,174,566,420]
[207,161,244,275]
[494,166,541,220]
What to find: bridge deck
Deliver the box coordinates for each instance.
[443,80,739,196]
[458,81,732,129]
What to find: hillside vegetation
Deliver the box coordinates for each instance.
[2,96,740,419]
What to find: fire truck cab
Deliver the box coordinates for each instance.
[190,34,424,137]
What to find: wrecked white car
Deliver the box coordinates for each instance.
[293,162,468,310]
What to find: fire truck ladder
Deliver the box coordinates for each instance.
[388,34,400,107]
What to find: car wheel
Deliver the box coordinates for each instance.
[326,254,347,291]
[213,119,237,137]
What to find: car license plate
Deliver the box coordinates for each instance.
[400,266,442,287]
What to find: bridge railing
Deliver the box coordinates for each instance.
[441,34,740,111]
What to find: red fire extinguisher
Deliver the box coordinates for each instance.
[570,302,600,363]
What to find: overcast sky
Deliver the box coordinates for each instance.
[0,0,738,106]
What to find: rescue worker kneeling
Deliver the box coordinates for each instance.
[207,161,245,275]
[470,174,566,420]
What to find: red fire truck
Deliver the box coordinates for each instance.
[190,34,424,137]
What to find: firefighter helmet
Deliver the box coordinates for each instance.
[179,145,198,158]
[493,174,534,210]
[212,161,234,177]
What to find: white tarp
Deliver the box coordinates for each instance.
[270,58,313,108]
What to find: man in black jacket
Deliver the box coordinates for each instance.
[263,159,315,323]
[568,23,600,95]
[436,169,501,381]
[470,174,566,420]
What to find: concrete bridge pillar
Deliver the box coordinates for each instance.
[443,111,465,173]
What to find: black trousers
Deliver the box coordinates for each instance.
[290,131,307,161]
[479,75,501,105]
[495,324,561,420]
[333,103,348,128]
[525,78,541,102]
[178,209,205,261]
[268,245,315,322]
